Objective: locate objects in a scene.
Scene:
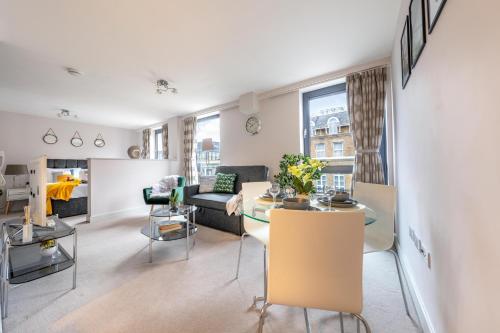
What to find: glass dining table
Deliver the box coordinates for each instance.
[242,196,378,225]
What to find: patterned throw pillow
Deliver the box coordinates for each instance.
[199,176,217,193]
[213,173,237,194]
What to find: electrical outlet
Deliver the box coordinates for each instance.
[409,226,431,270]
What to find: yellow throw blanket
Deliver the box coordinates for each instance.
[46,180,81,215]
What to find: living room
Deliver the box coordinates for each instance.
[0,1,498,332]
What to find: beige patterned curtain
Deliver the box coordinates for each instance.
[162,123,169,159]
[141,128,151,159]
[347,67,387,184]
[183,117,198,185]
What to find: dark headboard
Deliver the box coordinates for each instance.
[47,159,88,169]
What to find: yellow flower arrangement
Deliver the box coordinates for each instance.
[287,158,326,194]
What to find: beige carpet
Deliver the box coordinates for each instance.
[1,211,419,333]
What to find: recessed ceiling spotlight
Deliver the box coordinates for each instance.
[65,67,83,77]
[58,109,78,118]
[156,79,178,94]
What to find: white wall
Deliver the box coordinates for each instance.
[89,159,181,220]
[391,1,500,332]
[220,91,301,178]
[0,110,138,165]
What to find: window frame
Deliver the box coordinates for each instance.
[333,142,344,158]
[315,143,326,158]
[302,81,389,184]
[154,128,163,160]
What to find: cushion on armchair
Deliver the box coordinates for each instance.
[143,176,186,205]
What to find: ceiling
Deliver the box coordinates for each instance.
[0,0,401,129]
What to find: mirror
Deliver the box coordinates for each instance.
[94,133,105,148]
[71,131,83,147]
[42,128,58,144]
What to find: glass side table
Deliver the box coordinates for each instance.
[1,217,77,319]
[141,205,197,263]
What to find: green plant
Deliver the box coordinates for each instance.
[274,153,307,188]
[288,159,326,194]
[170,190,180,205]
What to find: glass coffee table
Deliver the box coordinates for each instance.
[141,205,197,263]
[1,217,77,319]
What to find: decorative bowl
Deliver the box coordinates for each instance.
[40,245,57,257]
[282,197,310,210]
[333,191,350,202]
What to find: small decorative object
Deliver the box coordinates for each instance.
[22,206,33,243]
[40,239,57,257]
[71,131,84,147]
[127,145,141,159]
[42,128,58,144]
[410,0,426,68]
[245,116,261,135]
[427,0,447,33]
[94,133,105,148]
[333,191,350,202]
[282,197,309,210]
[401,16,411,88]
[170,191,180,212]
[287,158,326,196]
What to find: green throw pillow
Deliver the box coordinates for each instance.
[213,173,237,193]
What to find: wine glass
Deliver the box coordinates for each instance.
[323,184,336,211]
[269,183,281,208]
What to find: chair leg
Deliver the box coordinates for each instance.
[339,312,345,333]
[258,302,271,333]
[263,245,267,302]
[389,249,423,332]
[150,205,154,214]
[352,314,371,333]
[303,308,311,333]
[235,232,248,279]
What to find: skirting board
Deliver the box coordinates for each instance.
[89,206,150,223]
[396,241,437,333]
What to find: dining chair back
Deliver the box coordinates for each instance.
[353,182,396,253]
[267,209,365,314]
[242,181,271,243]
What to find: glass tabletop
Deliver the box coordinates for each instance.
[150,205,197,218]
[4,217,75,246]
[242,198,377,226]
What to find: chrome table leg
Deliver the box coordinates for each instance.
[304,308,311,333]
[339,312,345,333]
[73,229,77,289]
[149,215,153,263]
[235,232,247,279]
[186,210,190,260]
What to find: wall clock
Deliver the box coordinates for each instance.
[245,116,261,135]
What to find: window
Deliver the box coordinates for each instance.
[333,142,343,157]
[334,175,346,191]
[316,174,327,192]
[315,143,326,158]
[327,117,340,134]
[154,128,163,160]
[195,113,221,177]
[302,81,388,190]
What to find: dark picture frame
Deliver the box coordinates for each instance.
[400,16,411,89]
[427,0,447,33]
[410,0,426,68]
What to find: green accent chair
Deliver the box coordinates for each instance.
[143,176,186,212]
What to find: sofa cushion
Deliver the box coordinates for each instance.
[216,166,269,193]
[213,173,237,193]
[189,193,234,211]
[199,175,217,193]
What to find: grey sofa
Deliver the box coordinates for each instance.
[184,165,269,235]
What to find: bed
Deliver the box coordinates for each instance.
[47,159,88,218]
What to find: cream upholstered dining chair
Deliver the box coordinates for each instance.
[352,182,421,330]
[235,181,271,281]
[259,209,371,333]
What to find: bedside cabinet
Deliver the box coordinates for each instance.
[5,187,30,214]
